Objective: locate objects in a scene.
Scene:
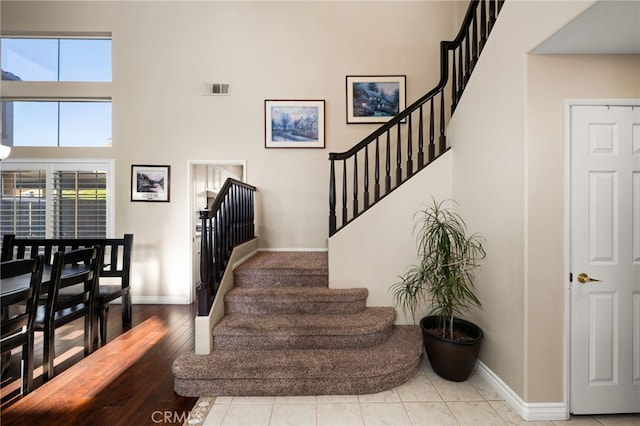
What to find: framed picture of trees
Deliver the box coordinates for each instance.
[265,100,325,148]
[130,165,171,202]
[346,75,406,124]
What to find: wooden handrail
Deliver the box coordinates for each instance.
[328,0,503,236]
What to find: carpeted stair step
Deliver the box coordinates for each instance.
[213,307,395,350]
[173,325,422,397]
[234,251,328,288]
[224,286,368,315]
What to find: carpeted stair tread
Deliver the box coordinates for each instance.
[173,325,422,396]
[234,251,328,287]
[235,251,328,275]
[224,286,368,315]
[213,307,395,350]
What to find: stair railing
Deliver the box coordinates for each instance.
[328,0,503,236]
[197,178,256,316]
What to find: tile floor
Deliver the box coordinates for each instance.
[185,357,640,426]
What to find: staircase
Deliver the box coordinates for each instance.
[173,251,422,397]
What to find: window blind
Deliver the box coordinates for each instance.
[51,170,107,238]
[0,169,47,238]
[0,162,111,239]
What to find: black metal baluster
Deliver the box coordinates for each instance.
[418,106,424,169]
[472,8,478,69]
[198,210,210,315]
[213,211,221,293]
[385,130,391,194]
[374,137,380,202]
[458,47,464,101]
[342,160,348,226]
[364,145,370,209]
[406,114,413,177]
[489,0,496,32]
[440,91,446,153]
[429,98,435,162]
[396,124,402,186]
[480,0,487,50]
[464,26,471,84]
[249,189,255,239]
[353,154,359,217]
[452,49,458,111]
[329,158,337,235]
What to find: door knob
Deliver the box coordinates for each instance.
[577,273,602,284]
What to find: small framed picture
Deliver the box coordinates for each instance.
[265,99,325,148]
[131,165,171,202]
[346,75,406,124]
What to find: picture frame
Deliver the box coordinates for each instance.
[346,75,406,124]
[131,165,171,202]
[265,99,325,148]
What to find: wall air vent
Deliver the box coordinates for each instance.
[203,83,230,96]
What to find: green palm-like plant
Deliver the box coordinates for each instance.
[392,199,486,339]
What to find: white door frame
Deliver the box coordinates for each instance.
[562,98,640,417]
[186,159,247,303]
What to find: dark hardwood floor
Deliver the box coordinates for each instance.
[1,303,199,425]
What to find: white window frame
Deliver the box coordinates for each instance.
[1,159,115,237]
[0,34,112,147]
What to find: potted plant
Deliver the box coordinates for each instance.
[392,198,486,382]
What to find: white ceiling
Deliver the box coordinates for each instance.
[532,0,640,54]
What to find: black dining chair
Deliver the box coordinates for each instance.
[1,256,45,394]
[35,246,102,381]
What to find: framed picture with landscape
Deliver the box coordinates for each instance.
[346,75,406,124]
[131,165,171,202]
[265,99,325,148]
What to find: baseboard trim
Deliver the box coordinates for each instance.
[131,295,191,305]
[259,248,328,252]
[476,361,568,421]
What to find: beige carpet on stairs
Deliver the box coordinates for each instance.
[173,251,422,397]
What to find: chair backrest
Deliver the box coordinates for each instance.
[1,256,44,348]
[1,234,133,291]
[42,246,102,322]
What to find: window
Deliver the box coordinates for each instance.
[0,161,113,238]
[0,37,112,147]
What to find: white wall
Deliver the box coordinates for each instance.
[1,1,459,303]
[447,0,610,405]
[328,150,453,325]
[526,53,640,403]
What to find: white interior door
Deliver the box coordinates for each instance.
[570,103,640,414]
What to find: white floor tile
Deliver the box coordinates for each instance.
[358,389,401,403]
[360,402,411,426]
[469,374,503,401]
[202,403,230,426]
[221,403,273,426]
[395,374,442,402]
[194,374,638,426]
[592,414,640,426]
[447,401,505,426]
[429,374,485,402]
[275,395,318,404]
[317,394,360,403]
[231,396,276,404]
[555,416,603,424]
[317,402,364,426]
[403,401,459,425]
[270,403,316,426]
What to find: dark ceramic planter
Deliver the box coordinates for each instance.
[419,315,483,382]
